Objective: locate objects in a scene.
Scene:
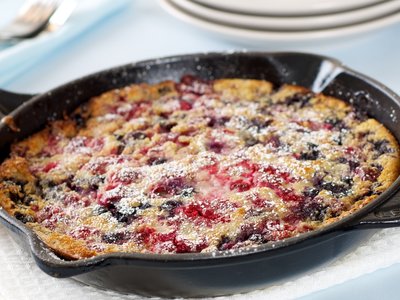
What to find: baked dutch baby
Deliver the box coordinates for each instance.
[0,76,399,259]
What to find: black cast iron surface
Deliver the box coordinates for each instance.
[0,52,400,298]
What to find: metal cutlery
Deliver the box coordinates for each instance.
[0,0,75,42]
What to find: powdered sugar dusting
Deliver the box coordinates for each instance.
[4,77,398,258]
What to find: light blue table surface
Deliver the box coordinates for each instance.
[1,1,400,299]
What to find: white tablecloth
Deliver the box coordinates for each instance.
[2,225,400,300]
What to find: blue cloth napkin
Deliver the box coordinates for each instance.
[0,0,130,87]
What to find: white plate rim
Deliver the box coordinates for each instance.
[159,0,400,43]
[193,0,383,16]
[172,0,400,31]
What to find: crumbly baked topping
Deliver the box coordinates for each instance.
[0,76,399,259]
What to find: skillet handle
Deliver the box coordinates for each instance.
[348,187,400,229]
[0,89,35,118]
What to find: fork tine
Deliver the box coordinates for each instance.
[46,0,77,31]
[0,0,65,41]
[18,1,58,24]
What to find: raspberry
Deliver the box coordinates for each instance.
[42,161,58,173]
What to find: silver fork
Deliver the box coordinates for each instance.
[0,0,64,41]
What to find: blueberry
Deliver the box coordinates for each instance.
[308,143,318,149]
[128,131,147,140]
[67,175,102,193]
[348,160,360,171]
[114,211,137,224]
[90,175,105,190]
[303,187,320,199]
[40,179,57,188]
[284,92,314,107]
[22,195,35,206]
[140,202,152,209]
[298,143,319,160]
[207,118,216,127]
[337,158,360,171]
[352,92,370,121]
[180,187,195,197]
[71,113,85,128]
[65,175,76,190]
[147,157,168,166]
[113,133,124,141]
[93,205,108,215]
[87,183,99,193]
[13,180,26,188]
[159,121,177,132]
[160,200,182,216]
[217,235,234,251]
[301,201,328,221]
[14,212,34,223]
[342,176,353,186]
[106,204,138,224]
[34,185,44,198]
[9,191,22,203]
[333,134,343,146]
[372,140,393,156]
[372,163,383,172]
[207,116,230,127]
[160,200,182,210]
[207,141,224,153]
[101,232,129,245]
[248,233,263,242]
[321,182,349,195]
[236,223,263,243]
[325,118,346,130]
[298,150,319,160]
[248,118,273,132]
[312,174,325,188]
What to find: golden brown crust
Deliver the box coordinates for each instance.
[356,119,400,192]
[0,156,35,183]
[213,79,273,101]
[31,224,98,259]
[0,78,399,259]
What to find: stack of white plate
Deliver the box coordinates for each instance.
[159,0,400,46]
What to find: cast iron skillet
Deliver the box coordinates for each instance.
[1,52,400,298]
